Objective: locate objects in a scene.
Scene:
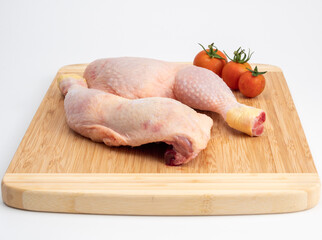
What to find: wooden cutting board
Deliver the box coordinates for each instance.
[1,63,320,215]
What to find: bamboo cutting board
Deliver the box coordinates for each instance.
[1,63,320,215]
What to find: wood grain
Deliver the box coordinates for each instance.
[1,63,320,215]
[5,64,317,174]
[2,173,320,215]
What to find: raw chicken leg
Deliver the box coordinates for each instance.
[174,66,266,136]
[58,74,213,165]
[84,57,266,136]
[83,57,186,99]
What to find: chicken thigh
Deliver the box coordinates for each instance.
[58,74,213,165]
[84,57,266,136]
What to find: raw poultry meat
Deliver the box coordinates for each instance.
[84,57,266,136]
[58,74,213,165]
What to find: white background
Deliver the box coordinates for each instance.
[1,0,322,239]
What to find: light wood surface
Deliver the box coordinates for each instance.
[1,63,320,215]
[2,173,319,215]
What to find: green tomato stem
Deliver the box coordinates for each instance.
[246,66,267,77]
[224,47,254,64]
[198,43,226,61]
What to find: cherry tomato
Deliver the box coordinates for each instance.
[238,66,266,98]
[222,47,253,90]
[193,43,227,77]
[222,62,251,90]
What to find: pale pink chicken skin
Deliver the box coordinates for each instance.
[84,57,266,136]
[174,66,266,136]
[84,57,186,99]
[58,76,213,166]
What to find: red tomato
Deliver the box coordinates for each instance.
[222,62,251,90]
[238,66,266,98]
[193,43,227,77]
[222,47,253,90]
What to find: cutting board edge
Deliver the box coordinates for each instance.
[2,173,320,215]
[56,62,282,74]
